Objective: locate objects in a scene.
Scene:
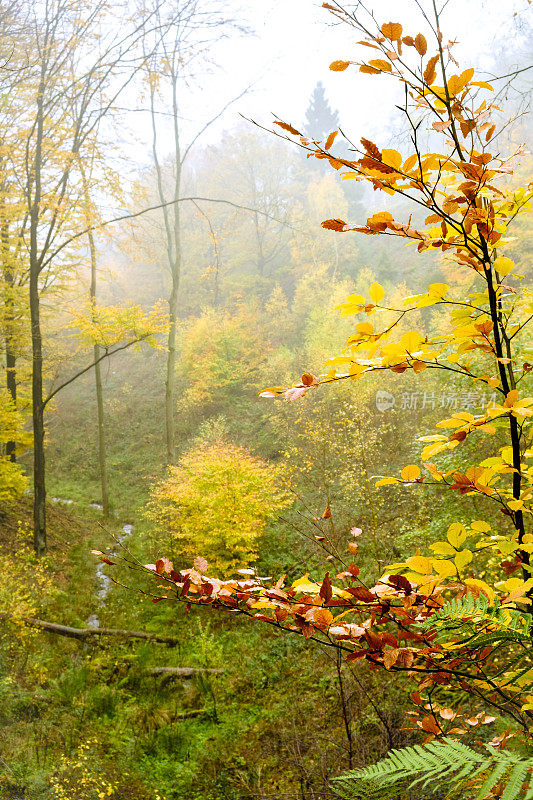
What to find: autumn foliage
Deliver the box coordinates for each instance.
[103,2,533,796]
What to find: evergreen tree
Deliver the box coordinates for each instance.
[303,81,340,141]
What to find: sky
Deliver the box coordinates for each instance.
[119,0,532,169]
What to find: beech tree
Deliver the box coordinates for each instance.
[104,2,533,797]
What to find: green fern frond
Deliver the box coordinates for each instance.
[418,594,531,644]
[333,739,533,800]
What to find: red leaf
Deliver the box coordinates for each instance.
[100,557,115,566]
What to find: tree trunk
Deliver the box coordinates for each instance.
[1,191,17,462]
[29,74,46,556]
[81,160,110,516]
[30,268,46,555]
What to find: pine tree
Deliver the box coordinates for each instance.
[303,81,340,141]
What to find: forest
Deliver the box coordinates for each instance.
[0,0,532,798]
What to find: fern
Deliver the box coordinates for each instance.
[333,739,533,800]
[418,594,532,654]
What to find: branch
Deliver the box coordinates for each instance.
[43,336,150,409]
[41,195,308,270]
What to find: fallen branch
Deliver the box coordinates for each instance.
[23,617,180,645]
[145,667,224,678]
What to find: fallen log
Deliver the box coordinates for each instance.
[23,618,180,646]
[145,667,224,678]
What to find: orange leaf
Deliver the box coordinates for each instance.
[424,54,439,86]
[381,21,402,41]
[325,130,338,149]
[322,505,332,519]
[273,120,301,135]
[330,60,350,71]
[414,33,427,55]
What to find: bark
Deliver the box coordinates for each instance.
[81,161,110,516]
[29,72,46,556]
[1,195,17,462]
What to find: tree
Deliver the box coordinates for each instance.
[11,0,165,553]
[304,82,340,141]
[141,0,246,464]
[144,433,291,574]
[107,2,533,797]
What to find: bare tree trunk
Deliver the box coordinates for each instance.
[29,73,46,556]
[80,161,110,516]
[1,196,17,462]
[150,67,181,464]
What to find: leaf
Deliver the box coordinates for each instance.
[349,586,377,602]
[330,60,350,71]
[368,281,385,303]
[414,33,427,55]
[273,120,301,135]
[381,22,403,41]
[494,255,514,277]
[383,647,400,669]
[368,59,393,72]
[387,574,412,595]
[360,138,382,160]
[322,218,347,231]
[454,549,473,571]
[381,148,402,170]
[325,130,338,149]
[194,556,208,573]
[405,555,432,574]
[322,504,332,519]
[424,54,440,86]
[284,387,307,401]
[350,527,363,537]
[320,572,333,603]
[348,542,359,555]
[314,608,334,629]
[401,464,421,481]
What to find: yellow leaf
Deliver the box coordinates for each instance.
[368,281,385,303]
[470,520,491,533]
[464,578,494,604]
[401,464,421,481]
[381,149,403,170]
[447,522,467,549]
[405,555,433,574]
[375,477,401,487]
[494,256,514,277]
[454,549,473,571]
[471,80,494,90]
[432,559,457,578]
[430,541,456,556]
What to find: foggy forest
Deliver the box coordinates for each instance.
[0,0,532,798]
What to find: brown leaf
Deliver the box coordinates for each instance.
[348,586,376,603]
[321,218,347,231]
[383,647,400,669]
[322,505,332,519]
[319,572,333,603]
[348,542,359,555]
[387,574,412,595]
[360,137,382,160]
